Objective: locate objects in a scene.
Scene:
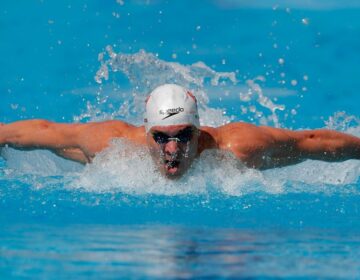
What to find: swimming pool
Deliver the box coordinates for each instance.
[1,0,360,278]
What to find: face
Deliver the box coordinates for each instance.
[146,125,199,179]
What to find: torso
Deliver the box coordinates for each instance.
[110,120,263,147]
[198,123,269,164]
[107,121,271,168]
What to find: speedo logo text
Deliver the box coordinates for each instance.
[159,107,184,119]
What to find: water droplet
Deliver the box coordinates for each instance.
[291,80,298,86]
[301,18,309,25]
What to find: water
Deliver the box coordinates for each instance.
[1,0,360,278]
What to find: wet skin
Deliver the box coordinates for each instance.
[1,120,360,178]
[146,125,199,178]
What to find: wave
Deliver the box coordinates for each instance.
[0,49,359,199]
[1,137,359,197]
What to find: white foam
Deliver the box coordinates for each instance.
[1,50,359,196]
[71,138,359,196]
[1,148,82,176]
[93,49,291,128]
[92,48,241,127]
[1,134,359,196]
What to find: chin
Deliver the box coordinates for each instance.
[164,168,183,179]
[161,164,186,179]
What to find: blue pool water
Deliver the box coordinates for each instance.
[1,0,360,278]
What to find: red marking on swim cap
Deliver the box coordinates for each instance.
[187,91,197,103]
[145,95,151,104]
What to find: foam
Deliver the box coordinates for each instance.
[72,138,359,196]
[1,50,359,196]
[1,133,359,196]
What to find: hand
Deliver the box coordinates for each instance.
[0,123,4,148]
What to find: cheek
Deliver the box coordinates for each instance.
[149,144,165,160]
[180,142,197,159]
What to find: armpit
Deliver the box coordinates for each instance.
[54,148,91,164]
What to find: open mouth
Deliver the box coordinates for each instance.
[164,160,180,174]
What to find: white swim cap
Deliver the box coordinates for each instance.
[144,84,200,132]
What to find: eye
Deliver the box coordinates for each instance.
[152,132,168,144]
[176,128,193,143]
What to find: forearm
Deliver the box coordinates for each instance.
[0,119,79,150]
[296,129,360,161]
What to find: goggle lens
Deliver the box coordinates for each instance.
[152,128,193,144]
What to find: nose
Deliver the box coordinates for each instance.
[164,140,180,156]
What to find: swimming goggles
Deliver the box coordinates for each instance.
[152,127,193,144]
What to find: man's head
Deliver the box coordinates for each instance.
[144,84,200,178]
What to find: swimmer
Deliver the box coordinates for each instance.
[1,84,360,178]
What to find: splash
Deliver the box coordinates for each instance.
[325,111,360,136]
[244,76,286,127]
[70,139,273,196]
[1,134,359,197]
[72,139,359,196]
[94,47,239,127]
[1,48,359,197]
[92,47,289,127]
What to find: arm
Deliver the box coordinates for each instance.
[53,148,89,164]
[0,119,128,163]
[219,123,360,169]
[254,126,360,169]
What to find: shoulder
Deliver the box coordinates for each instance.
[208,122,277,157]
[96,120,146,144]
[75,120,146,155]
[201,122,259,139]
[83,120,134,133]
[215,122,272,144]
[75,120,144,142]
[216,122,259,134]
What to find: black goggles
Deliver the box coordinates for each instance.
[152,127,194,144]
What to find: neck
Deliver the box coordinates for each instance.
[198,126,218,154]
[123,125,147,145]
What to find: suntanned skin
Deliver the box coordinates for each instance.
[1,120,360,177]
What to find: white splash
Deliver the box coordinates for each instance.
[91,48,291,129]
[1,148,82,176]
[325,111,360,135]
[244,76,286,127]
[72,139,282,196]
[1,49,359,196]
[71,138,359,196]
[93,47,238,127]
